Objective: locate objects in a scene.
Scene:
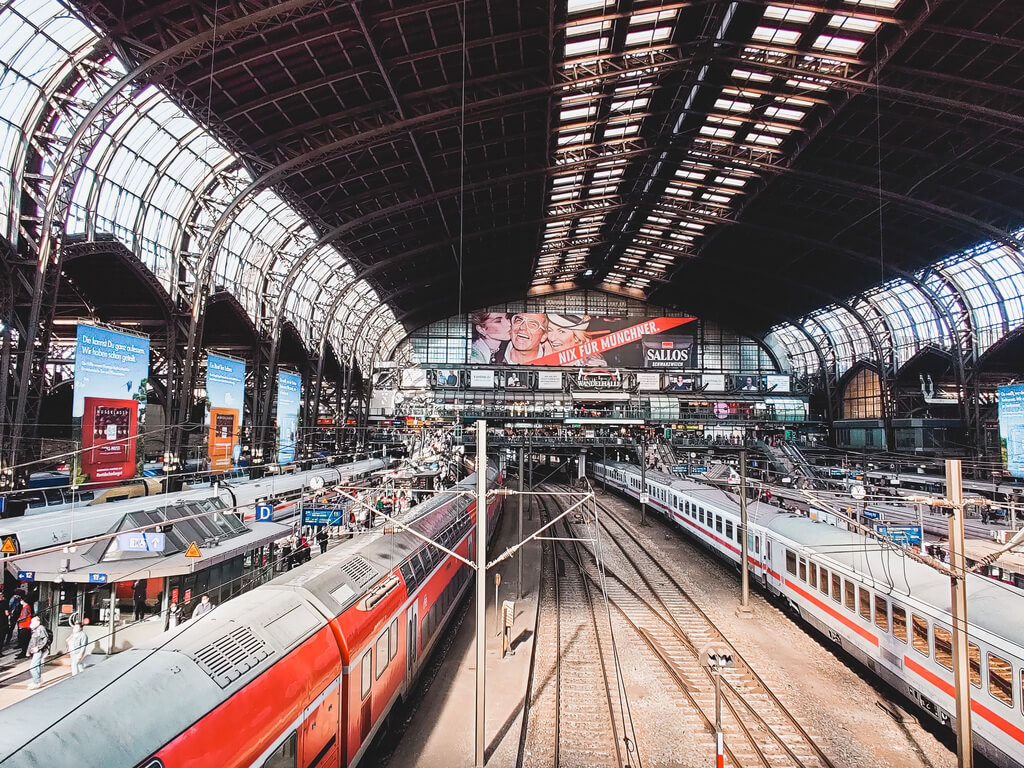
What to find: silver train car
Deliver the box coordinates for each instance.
[0,458,391,556]
[592,459,1024,767]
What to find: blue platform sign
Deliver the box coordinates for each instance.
[16,570,35,582]
[117,532,166,552]
[862,509,881,520]
[255,504,273,522]
[302,507,346,527]
[875,524,922,547]
[89,573,109,584]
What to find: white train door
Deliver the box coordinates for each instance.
[406,602,419,677]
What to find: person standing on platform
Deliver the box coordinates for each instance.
[168,600,182,629]
[132,579,148,621]
[0,592,8,653]
[26,616,49,689]
[66,621,88,676]
[14,595,33,658]
[191,594,214,621]
[317,528,329,555]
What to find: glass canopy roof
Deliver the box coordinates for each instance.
[768,230,1024,376]
[0,0,401,370]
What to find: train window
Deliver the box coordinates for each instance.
[830,573,841,603]
[360,651,372,699]
[390,618,399,660]
[858,588,870,622]
[785,551,797,576]
[969,643,981,687]
[376,631,390,679]
[754,536,760,554]
[698,509,705,524]
[818,568,829,597]
[843,581,855,612]
[798,559,806,582]
[725,521,733,539]
[892,606,907,643]
[933,626,953,671]
[988,653,1013,707]
[715,515,723,534]
[263,732,298,768]
[685,501,690,516]
[807,562,816,589]
[912,615,929,656]
[874,596,888,632]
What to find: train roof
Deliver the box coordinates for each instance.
[0,585,328,767]
[767,515,1024,646]
[271,464,499,618]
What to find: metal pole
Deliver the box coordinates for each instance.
[714,668,724,768]
[107,583,116,655]
[739,449,751,614]
[517,447,524,601]
[475,419,487,768]
[527,434,533,521]
[640,437,647,526]
[945,459,974,768]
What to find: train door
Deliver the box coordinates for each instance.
[406,602,419,677]
[761,537,772,588]
[300,683,340,767]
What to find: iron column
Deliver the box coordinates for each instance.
[475,419,487,768]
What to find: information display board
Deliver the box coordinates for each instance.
[998,384,1024,478]
[206,352,245,471]
[276,370,302,463]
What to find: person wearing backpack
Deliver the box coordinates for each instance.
[26,616,50,689]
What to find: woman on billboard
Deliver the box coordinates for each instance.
[469,311,512,364]
[543,314,607,366]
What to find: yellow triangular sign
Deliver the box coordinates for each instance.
[184,541,202,558]
[1,537,16,554]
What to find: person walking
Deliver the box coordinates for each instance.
[26,616,50,689]
[66,621,88,676]
[0,592,8,654]
[191,594,214,620]
[14,596,33,659]
[3,592,22,650]
[317,528,329,555]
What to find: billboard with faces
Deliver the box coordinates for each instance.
[468,311,696,368]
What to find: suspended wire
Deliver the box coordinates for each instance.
[456,0,467,319]
[875,34,885,286]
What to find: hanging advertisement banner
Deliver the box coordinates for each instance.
[206,352,246,471]
[277,370,302,464]
[471,313,695,367]
[998,384,1024,478]
[73,324,150,486]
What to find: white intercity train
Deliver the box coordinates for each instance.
[591,459,1024,768]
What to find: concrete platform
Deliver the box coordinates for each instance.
[386,491,545,768]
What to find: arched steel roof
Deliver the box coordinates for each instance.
[3,0,1024,371]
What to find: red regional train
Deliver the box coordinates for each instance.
[0,463,503,768]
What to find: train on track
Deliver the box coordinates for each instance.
[0,458,391,557]
[591,459,1024,768]
[0,462,503,768]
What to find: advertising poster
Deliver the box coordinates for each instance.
[401,369,428,388]
[277,370,302,464]
[434,369,460,387]
[766,374,791,393]
[470,312,695,367]
[664,373,695,392]
[206,352,245,471]
[734,374,761,392]
[537,371,563,390]
[73,324,150,485]
[636,372,661,391]
[469,370,495,389]
[703,373,727,392]
[998,385,1024,478]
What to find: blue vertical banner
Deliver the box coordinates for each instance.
[206,352,246,470]
[998,384,1024,478]
[276,370,302,463]
[73,324,150,485]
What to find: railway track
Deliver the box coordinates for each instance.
[520,491,627,768]
[551,482,835,768]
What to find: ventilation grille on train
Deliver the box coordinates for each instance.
[341,556,377,587]
[191,626,274,688]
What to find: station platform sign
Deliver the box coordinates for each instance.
[302,507,347,527]
[875,524,922,547]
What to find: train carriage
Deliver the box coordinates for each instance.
[0,464,502,768]
[592,458,1024,767]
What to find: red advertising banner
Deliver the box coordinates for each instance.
[530,316,695,367]
[81,396,138,484]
